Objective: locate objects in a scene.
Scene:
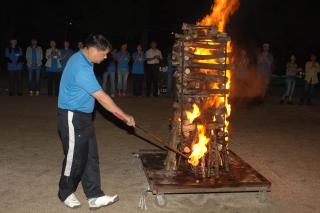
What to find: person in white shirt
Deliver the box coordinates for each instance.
[145,41,162,97]
[299,54,320,105]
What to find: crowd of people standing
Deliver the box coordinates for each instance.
[3,38,174,98]
[233,43,320,105]
[3,38,319,104]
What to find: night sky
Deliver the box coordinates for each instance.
[0,0,319,73]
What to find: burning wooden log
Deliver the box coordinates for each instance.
[188,63,231,71]
[175,72,228,83]
[166,22,232,180]
[182,124,196,132]
[176,87,229,95]
[183,53,231,61]
[182,22,217,31]
[173,41,226,51]
[174,67,224,75]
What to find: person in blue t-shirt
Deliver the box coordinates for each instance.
[5,38,24,96]
[26,38,43,96]
[57,34,135,210]
[45,40,62,96]
[115,43,130,96]
[132,44,145,96]
[60,41,74,71]
[102,48,117,97]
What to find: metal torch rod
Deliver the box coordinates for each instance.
[114,112,188,159]
[135,124,189,159]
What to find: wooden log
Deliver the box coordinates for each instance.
[222,145,230,172]
[165,121,180,171]
[173,61,231,71]
[214,142,220,179]
[183,131,191,137]
[183,42,226,49]
[217,32,228,38]
[189,36,230,43]
[176,37,230,44]
[201,156,206,178]
[172,102,180,109]
[173,58,227,67]
[207,141,213,178]
[184,53,230,61]
[176,88,229,95]
[174,33,191,40]
[175,72,228,83]
[188,63,231,71]
[182,124,196,132]
[179,93,226,100]
[174,67,225,76]
[182,22,217,32]
[172,38,227,48]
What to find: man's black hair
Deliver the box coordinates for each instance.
[85,34,112,51]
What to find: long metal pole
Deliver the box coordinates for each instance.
[135,124,189,159]
[114,112,188,159]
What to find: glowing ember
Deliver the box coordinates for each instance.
[186,104,201,123]
[194,47,220,65]
[197,0,240,32]
[188,125,210,166]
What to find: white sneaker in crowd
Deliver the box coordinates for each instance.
[88,194,119,210]
[35,91,39,96]
[63,193,81,209]
[29,91,33,96]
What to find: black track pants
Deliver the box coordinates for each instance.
[57,109,104,201]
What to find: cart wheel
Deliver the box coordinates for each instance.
[155,193,167,207]
[257,190,267,203]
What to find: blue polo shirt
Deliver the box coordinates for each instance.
[132,51,144,74]
[115,51,130,70]
[5,47,23,71]
[58,51,102,113]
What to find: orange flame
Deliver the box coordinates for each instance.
[188,125,210,166]
[225,41,232,141]
[186,104,201,124]
[197,0,240,32]
[186,0,237,167]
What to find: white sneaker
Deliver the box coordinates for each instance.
[29,91,33,96]
[64,193,81,209]
[35,91,39,96]
[88,194,119,209]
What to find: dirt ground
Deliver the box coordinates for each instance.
[0,83,320,213]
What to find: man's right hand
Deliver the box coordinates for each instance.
[124,114,135,127]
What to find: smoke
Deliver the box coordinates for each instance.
[230,49,270,100]
[231,69,269,99]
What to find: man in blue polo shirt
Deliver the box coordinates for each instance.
[58,34,135,210]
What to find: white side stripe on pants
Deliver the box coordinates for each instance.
[64,111,75,176]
